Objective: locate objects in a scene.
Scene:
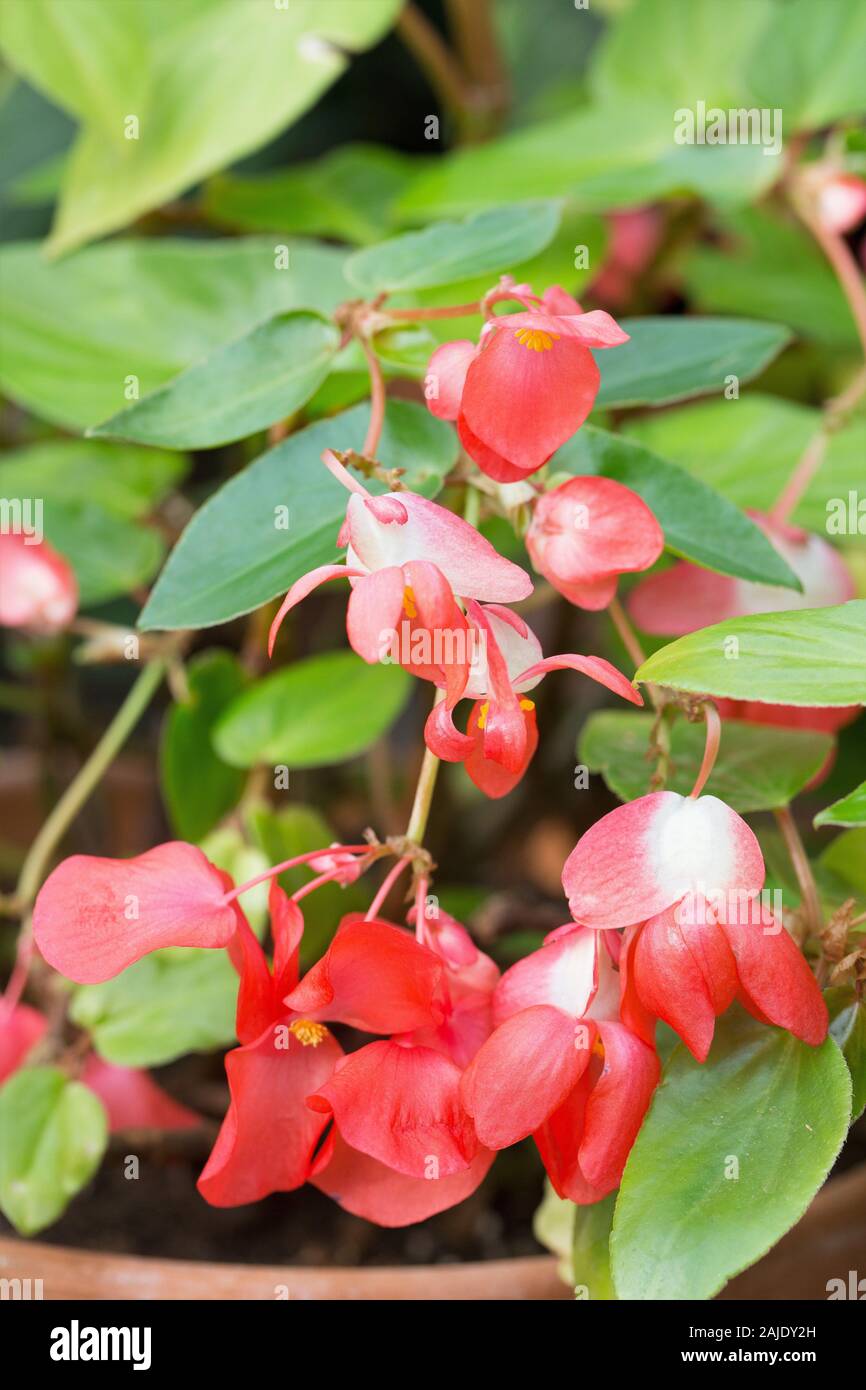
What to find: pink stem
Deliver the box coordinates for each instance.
[414,875,430,944]
[385,301,482,321]
[220,846,368,905]
[321,449,370,498]
[0,930,33,1021]
[689,703,721,799]
[365,856,411,920]
[292,867,347,902]
[360,339,387,456]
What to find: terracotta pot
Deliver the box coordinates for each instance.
[2,1165,863,1301]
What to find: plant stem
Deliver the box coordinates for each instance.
[795,194,866,360]
[396,2,472,131]
[689,702,721,798]
[774,806,823,944]
[406,697,444,845]
[359,339,387,456]
[12,657,168,913]
[385,302,482,321]
[221,846,369,905]
[771,365,866,524]
[366,856,411,919]
[608,596,646,669]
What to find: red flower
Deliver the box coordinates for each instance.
[0,531,77,634]
[526,475,664,609]
[460,927,658,1203]
[627,512,858,735]
[426,285,629,482]
[424,601,642,798]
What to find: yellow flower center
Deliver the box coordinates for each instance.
[514,327,559,352]
[477,697,535,730]
[288,1019,330,1048]
[519,698,535,712]
[402,585,417,619]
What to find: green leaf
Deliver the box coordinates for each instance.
[624,393,866,538]
[90,311,340,449]
[0,1066,107,1235]
[635,602,866,707]
[820,828,866,899]
[204,143,416,244]
[573,1193,617,1302]
[749,0,866,129]
[0,236,350,430]
[532,1180,575,1286]
[611,1011,851,1300]
[827,988,866,1121]
[0,439,186,520]
[346,202,561,293]
[69,951,238,1068]
[581,711,834,813]
[160,650,247,842]
[815,780,866,829]
[680,208,859,350]
[214,651,411,769]
[42,501,165,606]
[198,826,270,936]
[595,317,792,410]
[0,0,402,255]
[138,400,458,631]
[553,425,800,590]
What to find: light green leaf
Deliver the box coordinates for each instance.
[204,143,416,244]
[595,317,792,410]
[0,0,403,255]
[0,236,350,430]
[611,1011,851,1300]
[820,828,866,898]
[42,501,165,606]
[635,602,866,707]
[346,202,561,293]
[214,651,411,769]
[90,311,340,449]
[0,1066,107,1235]
[815,780,866,829]
[0,439,186,520]
[139,400,458,631]
[160,650,248,842]
[624,394,866,538]
[581,711,834,813]
[198,826,270,935]
[532,1180,575,1286]
[749,0,866,129]
[827,988,866,1121]
[573,1193,617,1302]
[70,951,238,1068]
[554,425,800,589]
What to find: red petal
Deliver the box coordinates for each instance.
[0,1004,47,1082]
[515,653,643,706]
[457,415,538,483]
[285,920,443,1033]
[463,700,538,799]
[198,1024,342,1207]
[493,926,602,1026]
[632,906,737,1061]
[424,340,476,419]
[269,881,304,997]
[346,565,405,663]
[526,476,663,600]
[33,842,239,984]
[82,1057,201,1132]
[308,1040,477,1178]
[460,1005,589,1148]
[311,1128,495,1227]
[230,907,278,1046]
[719,912,828,1046]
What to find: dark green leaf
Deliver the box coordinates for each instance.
[0,439,185,519]
[573,1193,617,1301]
[90,311,340,449]
[554,424,800,589]
[827,988,866,1120]
[138,400,458,631]
[581,711,834,813]
[213,651,411,769]
[611,1010,851,1300]
[42,500,164,606]
[346,202,561,293]
[815,780,866,828]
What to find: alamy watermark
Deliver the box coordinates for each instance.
[0,497,43,544]
[674,102,782,157]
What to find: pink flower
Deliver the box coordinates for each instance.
[526,475,664,609]
[816,173,866,235]
[0,531,77,634]
[426,285,629,482]
[424,601,642,798]
[460,926,658,1203]
[627,512,858,734]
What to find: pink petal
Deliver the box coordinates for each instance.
[493,926,603,1026]
[460,328,601,475]
[526,476,664,604]
[33,842,239,984]
[424,340,476,419]
[460,1004,590,1148]
[308,1040,477,1178]
[346,491,532,602]
[198,1023,342,1207]
[346,565,405,663]
[495,308,629,348]
[718,912,828,1047]
[285,919,443,1034]
[0,532,77,634]
[268,563,364,656]
[632,905,738,1061]
[311,1128,495,1227]
[562,791,765,930]
[0,1004,47,1082]
[577,1021,658,1198]
[82,1057,201,1132]
[463,698,538,799]
[514,653,643,706]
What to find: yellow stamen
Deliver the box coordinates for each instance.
[591,1034,605,1060]
[519,698,535,712]
[514,327,559,352]
[477,701,489,730]
[289,1019,330,1048]
[402,585,417,619]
